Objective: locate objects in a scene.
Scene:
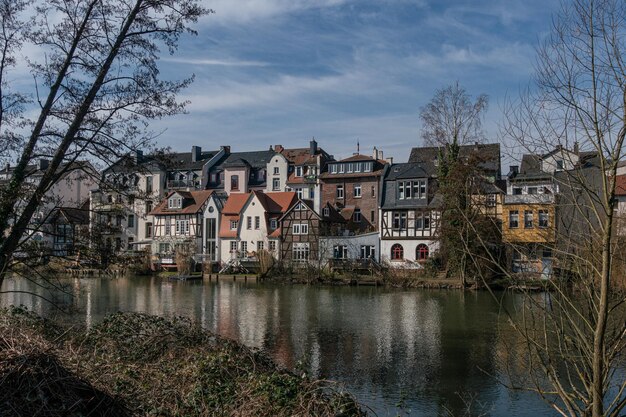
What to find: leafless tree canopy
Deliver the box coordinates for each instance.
[419,81,488,147]
[0,0,209,284]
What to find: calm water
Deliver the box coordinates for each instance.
[1,275,557,417]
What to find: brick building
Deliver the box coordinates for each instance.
[319,148,388,233]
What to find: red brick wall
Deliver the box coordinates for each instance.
[321,176,380,232]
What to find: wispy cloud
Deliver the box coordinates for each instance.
[162,57,270,67]
[204,0,349,24]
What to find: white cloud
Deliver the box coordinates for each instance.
[162,57,270,67]
[204,0,348,24]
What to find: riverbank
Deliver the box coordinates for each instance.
[0,307,364,417]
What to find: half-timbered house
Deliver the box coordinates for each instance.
[150,190,214,265]
[379,162,440,266]
[202,192,228,263]
[279,200,344,263]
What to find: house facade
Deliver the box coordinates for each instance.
[149,190,214,267]
[279,199,344,263]
[319,148,387,234]
[379,162,440,266]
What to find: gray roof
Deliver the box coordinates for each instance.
[105,150,219,175]
[212,150,275,171]
[408,143,501,175]
[384,162,433,180]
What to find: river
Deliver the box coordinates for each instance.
[1,275,558,416]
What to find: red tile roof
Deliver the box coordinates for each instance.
[150,190,213,215]
[280,148,318,165]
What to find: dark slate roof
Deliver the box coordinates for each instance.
[383,162,433,180]
[211,192,228,211]
[520,154,541,174]
[212,150,275,171]
[408,143,501,174]
[105,150,218,174]
[165,151,219,171]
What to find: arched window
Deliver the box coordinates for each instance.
[416,244,429,261]
[391,244,404,260]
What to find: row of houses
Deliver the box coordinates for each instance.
[5,138,625,276]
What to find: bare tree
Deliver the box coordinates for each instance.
[459,1,626,416]
[0,0,209,286]
[419,81,488,147]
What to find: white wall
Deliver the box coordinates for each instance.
[320,232,380,262]
[266,154,289,192]
[380,239,439,265]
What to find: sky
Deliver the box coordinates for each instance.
[19,0,563,163]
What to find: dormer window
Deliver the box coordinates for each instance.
[556,160,564,170]
[330,164,338,174]
[323,207,330,217]
[295,166,303,177]
[274,167,279,175]
[168,196,182,209]
[270,219,278,229]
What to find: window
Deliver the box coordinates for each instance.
[418,180,426,198]
[230,241,237,252]
[364,162,372,172]
[270,219,277,229]
[371,186,375,197]
[309,187,315,200]
[415,212,430,230]
[257,241,264,251]
[168,197,182,209]
[323,207,330,217]
[146,201,153,215]
[337,185,344,199]
[296,188,304,199]
[145,222,153,238]
[391,244,404,260]
[524,210,534,228]
[241,241,247,254]
[230,220,238,230]
[165,218,171,235]
[539,210,549,228]
[292,243,310,261]
[295,166,303,177]
[353,209,361,223]
[231,175,239,191]
[116,215,123,226]
[254,216,260,229]
[355,163,362,173]
[269,240,277,251]
[128,214,135,228]
[274,166,279,175]
[175,219,190,235]
[556,159,564,170]
[159,243,171,254]
[347,163,353,173]
[398,182,404,200]
[393,212,407,230]
[528,187,538,195]
[210,173,217,183]
[338,164,344,173]
[146,176,153,193]
[247,216,252,230]
[486,194,496,207]
[371,210,375,223]
[273,178,280,191]
[333,245,348,259]
[509,210,519,228]
[293,223,309,235]
[416,244,429,261]
[354,184,361,198]
[330,164,338,174]
[360,245,375,259]
[513,187,522,195]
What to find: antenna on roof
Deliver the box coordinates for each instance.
[357,139,360,154]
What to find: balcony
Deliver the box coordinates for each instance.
[504,194,555,205]
[167,179,198,189]
[303,174,318,184]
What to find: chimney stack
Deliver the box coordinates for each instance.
[386,156,393,164]
[191,145,202,163]
[131,149,143,164]
[275,145,284,153]
[310,138,317,156]
[573,141,579,154]
[38,159,50,171]
[220,145,231,155]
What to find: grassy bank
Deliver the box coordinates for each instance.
[0,307,364,417]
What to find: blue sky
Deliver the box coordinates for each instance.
[58,0,567,162]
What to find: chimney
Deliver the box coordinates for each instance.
[220,145,231,155]
[275,144,284,153]
[573,141,579,154]
[310,139,318,156]
[38,159,50,171]
[4,162,9,172]
[386,157,393,164]
[191,145,202,163]
[372,147,378,160]
[131,149,143,164]
[509,165,519,176]
[269,145,274,151]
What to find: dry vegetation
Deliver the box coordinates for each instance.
[0,307,364,417]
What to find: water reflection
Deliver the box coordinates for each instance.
[1,276,557,417]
